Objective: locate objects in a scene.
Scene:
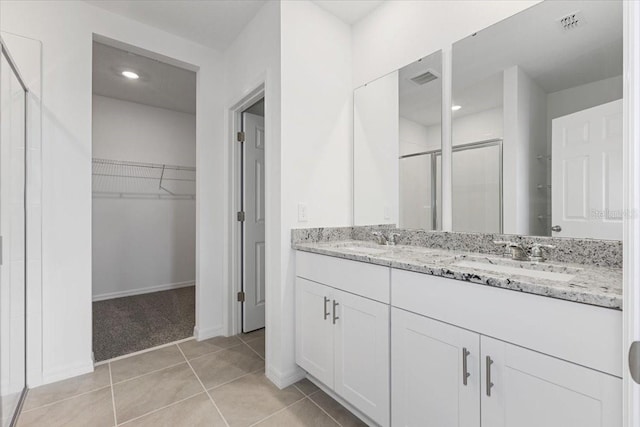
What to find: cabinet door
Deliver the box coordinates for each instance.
[295,278,334,387]
[391,308,480,427]
[481,336,622,427]
[334,289,390,426]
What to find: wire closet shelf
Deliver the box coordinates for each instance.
[92,158,196,199]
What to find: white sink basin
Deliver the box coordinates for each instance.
[453,260,576,282]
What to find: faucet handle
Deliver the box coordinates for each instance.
[389,233,401,246]
[529,243,555,261]
[372,231,387,245]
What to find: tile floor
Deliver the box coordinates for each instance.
[17,330,366,427]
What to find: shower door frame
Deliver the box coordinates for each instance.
[0,36,29,427]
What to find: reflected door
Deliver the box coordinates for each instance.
[242,112,265,332]
[551,100,623,240]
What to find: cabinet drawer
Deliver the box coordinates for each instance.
[391,269,622,377]
[296,251,390,303]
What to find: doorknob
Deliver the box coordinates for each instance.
[630,341,640,384]
[551,225,562,232]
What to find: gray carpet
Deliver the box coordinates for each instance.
[93,286,195,362]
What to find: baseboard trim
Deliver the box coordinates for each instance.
[92,281,195,302]
[266,365,305,389]
[193,325,225,341]
[41,360,94,386]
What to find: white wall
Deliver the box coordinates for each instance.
[352,1,542,89]
[503,66,547,235]
[399,116,440,155]
[92,95,196,300]
[279,0,353,386]
[222,0,284,383]
[1,0,224,386]
[354,71,398,225]
[92,95,196,165]
[452,107,503,146]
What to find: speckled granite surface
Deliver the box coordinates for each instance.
[291,228,623,310]
[292,226,622,268]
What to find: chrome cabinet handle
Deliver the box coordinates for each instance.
[323,297,330,320]
[332,300,339,324]
[462,348,471,386]
[486,356,494,396]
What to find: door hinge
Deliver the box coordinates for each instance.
[237,211,245,222]
[237,291,245,302]
[237,131,245,143]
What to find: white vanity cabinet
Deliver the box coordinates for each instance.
[295,252,390,426]
[391,308,480,427]
[391,269,622,427]
[480,336,621,427]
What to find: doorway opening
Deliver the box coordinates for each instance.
[239,97,266,334]
[91,40,197,362]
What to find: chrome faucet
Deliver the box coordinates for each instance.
[372,231,401,246]
[493,240,555,262]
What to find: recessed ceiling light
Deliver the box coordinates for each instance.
[452,105,462,111]
[122,70,139,80]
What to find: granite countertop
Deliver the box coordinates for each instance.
[293,240,623,310]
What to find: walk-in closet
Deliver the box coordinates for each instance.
[91,41,197,361]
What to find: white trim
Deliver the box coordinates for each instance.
[226,83,266,339]
[266,364,305,390]
[193,324,225,341]
[623,1,640,426]
[41,360,95,386]
[91,281,195,302]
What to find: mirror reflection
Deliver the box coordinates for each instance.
[354,51,443,230]
[452,0,622,239]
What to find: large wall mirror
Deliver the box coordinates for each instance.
[354,51,443,229]
[452,0,622,240]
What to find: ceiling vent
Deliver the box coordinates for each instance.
[410,69,439,86]
[559,11,584,31]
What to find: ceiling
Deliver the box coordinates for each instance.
[86,0,382,51]
[399,52,443,127]
[313,1,384,24]
[86,0,266,50]
[93,41,196,114]
[453,0,622,98]
[399,0,622,127]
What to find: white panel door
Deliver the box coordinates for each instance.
[391,308,480,427]
[481,336,622,427]
[295,278,334,387]
[242,112,265,332]
[334,289,389,426]
[552,100,623,239]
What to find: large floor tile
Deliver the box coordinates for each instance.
[113,363,202,423]
[23,364,110,410]
[178,336,242,360]
[18,387,114,427]
[254,398,339,427]
[308,391,367,427]
[210,371,302,427]
[293,379,320,396]
[189,345,264,390]
[239,328,265,343]
[121,393,225,427]
[245,336,265,359]
[110,345,185,383]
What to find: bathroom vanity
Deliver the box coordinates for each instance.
[293,235,622,427]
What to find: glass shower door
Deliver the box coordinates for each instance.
[0,46,27,427]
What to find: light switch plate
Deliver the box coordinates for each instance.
[298,203,308,222]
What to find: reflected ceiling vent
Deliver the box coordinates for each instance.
[410,69,440,86]
[559,11,584,31]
